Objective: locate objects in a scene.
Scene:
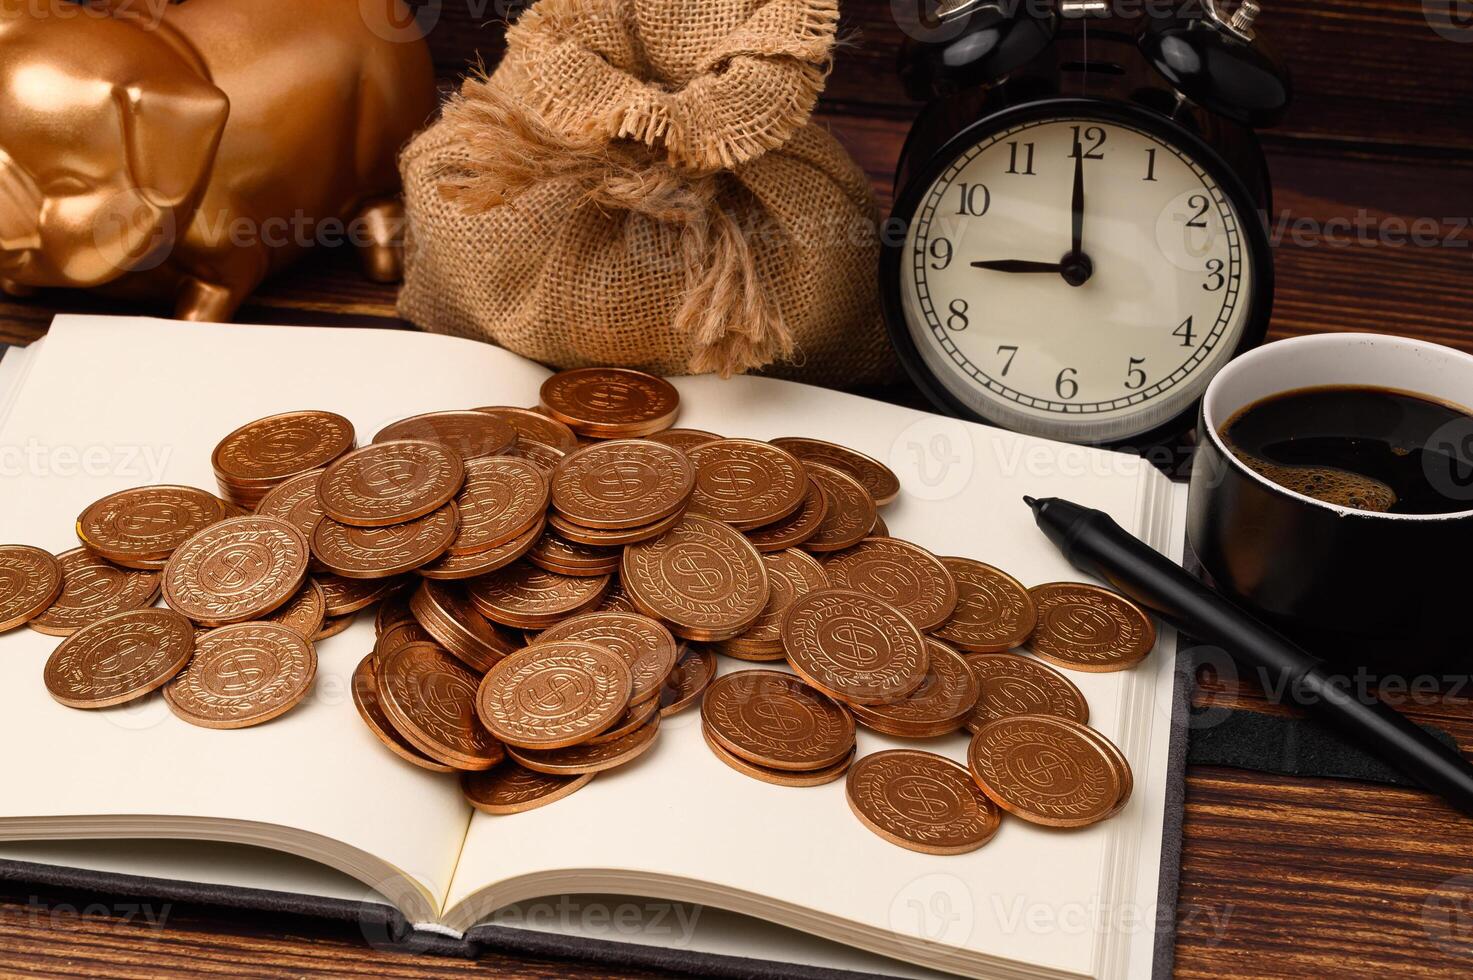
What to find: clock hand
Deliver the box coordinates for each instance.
[1070,141,1085,258]
[970,259,1064,273]
[1059,141,1093,288]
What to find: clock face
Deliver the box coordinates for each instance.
[897,110,1259,443]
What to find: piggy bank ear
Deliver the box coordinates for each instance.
[114,76,229,210]
[0,147,43,253]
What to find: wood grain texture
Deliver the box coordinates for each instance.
[1176,768,1473,979]
[3,0,1473,976]
[0,882,671,979]
[1174,670,1473,977]
[416,0,1473,152]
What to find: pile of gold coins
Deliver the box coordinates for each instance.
[0,365,1154,845]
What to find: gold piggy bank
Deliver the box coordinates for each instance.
[0,0,437,321]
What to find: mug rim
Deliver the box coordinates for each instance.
[1201,332,1473,523]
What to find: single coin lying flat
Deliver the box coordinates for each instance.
[847,749,1001,854]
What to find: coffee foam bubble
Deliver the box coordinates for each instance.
[1238,454,1398,513]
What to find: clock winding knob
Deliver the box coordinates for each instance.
[1232,1,1261,32]
[1205,0,1260,40]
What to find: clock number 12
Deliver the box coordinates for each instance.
[1069,126,1106,160]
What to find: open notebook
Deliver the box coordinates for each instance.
[0,315,1188,980]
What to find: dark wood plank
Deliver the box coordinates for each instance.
[417,0,1473,154]
[824,0,1473,149]
[1263,151,1473,354]
[0,251,406,347]
[0,881,676,979]
[1172,671,1473,977]
[1176,767,1473,978]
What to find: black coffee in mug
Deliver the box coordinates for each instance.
[1191,334,1473,672]
[1220,385,1473,515]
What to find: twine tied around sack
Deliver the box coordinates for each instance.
[397,0,896,385]
[436,81,793,377]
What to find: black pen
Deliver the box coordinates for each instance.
[1024,494,1473,817]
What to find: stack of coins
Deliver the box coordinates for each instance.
[467,562,611,628]
[474,405,579,459]
[312,440,465,578]
[967,714,1132,827]
[371,411,518,460]
[701,669,856,786]
[365,640,504,772]
[408,579,519,672]
[76,486,230,570]
[846,640,981,739]
[477,639,662,778]
[716,549,827,660]
[212,410,357,509]
[4,365,1158,839]
[547,440,695,547]
[34,532,322,729]
[28,547,163,636]
[360,588,711,809]
[538,367,680,438]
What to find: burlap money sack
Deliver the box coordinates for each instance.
[397,0,896,384]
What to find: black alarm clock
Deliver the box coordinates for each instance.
[881,0,1290,446]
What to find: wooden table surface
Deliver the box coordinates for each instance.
[3,0,1472,976]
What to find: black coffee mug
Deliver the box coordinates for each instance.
[1188,333,1473,674]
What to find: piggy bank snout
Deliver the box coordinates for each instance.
[0,70,227,287]
[45,185,181,286]
[0,152,174,287]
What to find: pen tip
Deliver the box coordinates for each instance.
[1022,495,1040,510]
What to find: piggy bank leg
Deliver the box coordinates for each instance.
[355,198,406,283]
[172,248,268,322]
[174,278,245,322]
[0,280,36,298]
